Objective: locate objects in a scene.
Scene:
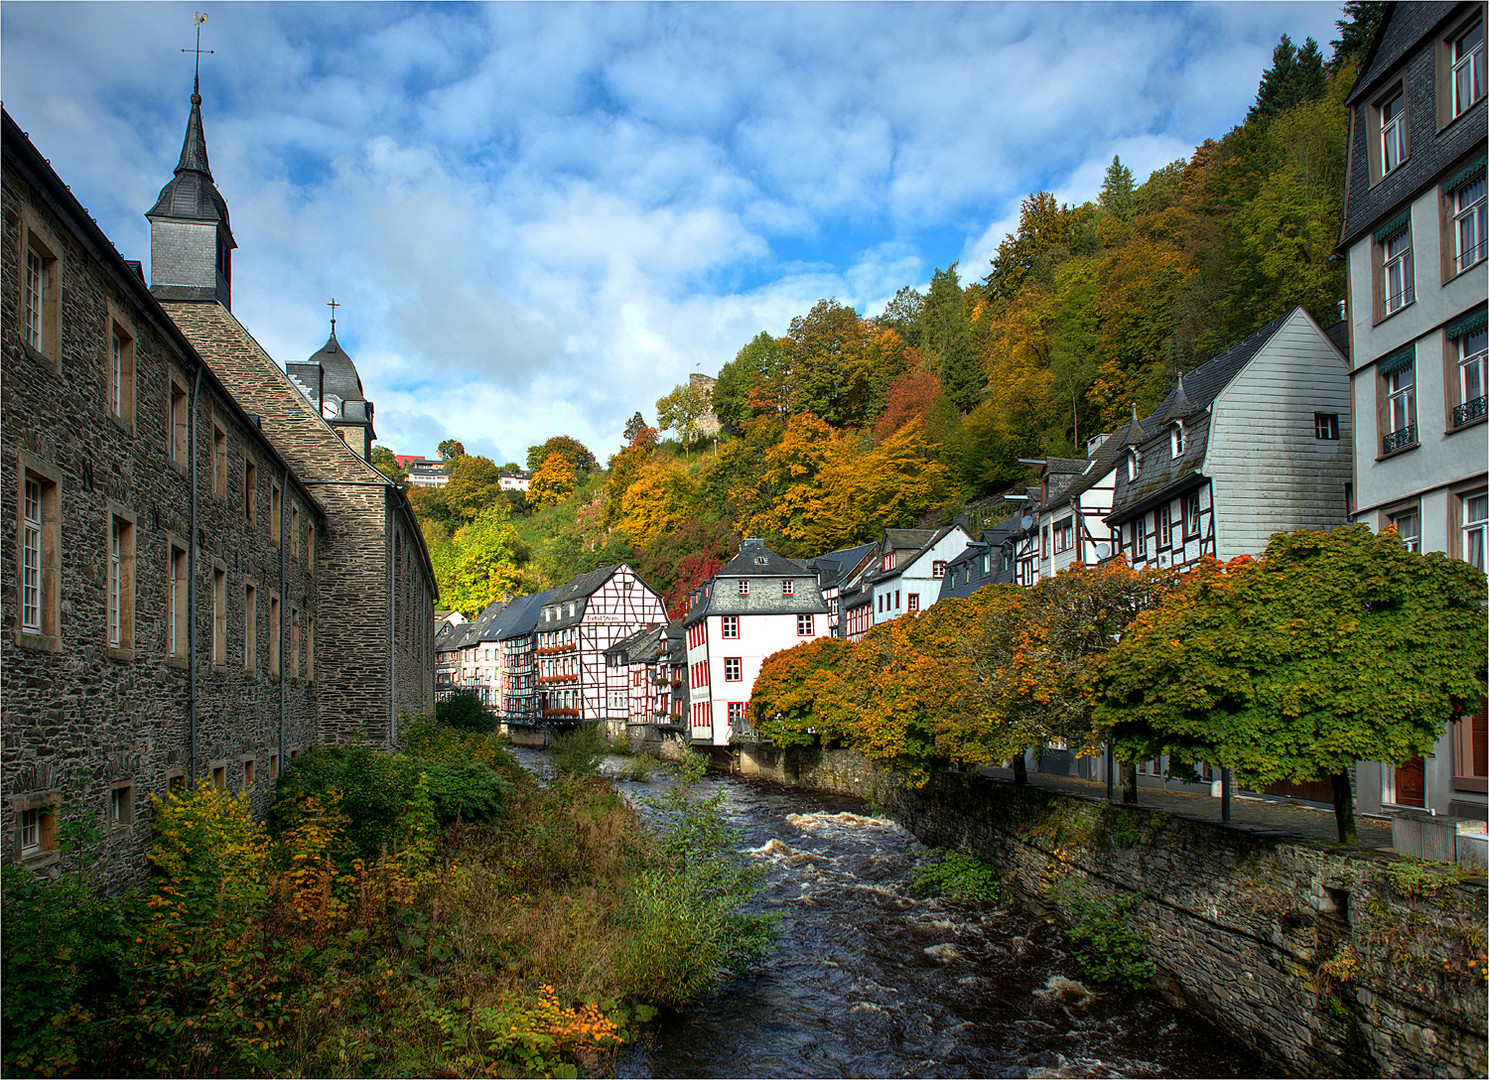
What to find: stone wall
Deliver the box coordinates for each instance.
[2,146,318,889]
[737,743,1488,1078]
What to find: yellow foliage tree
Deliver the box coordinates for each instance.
[529,451,577,507]
[618,459,697,549]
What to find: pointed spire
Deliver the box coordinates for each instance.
[1167,373,1194,421]
[174,91,213,178]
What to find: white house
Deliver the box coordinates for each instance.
[840,525,971,641]
[683,539,831,747]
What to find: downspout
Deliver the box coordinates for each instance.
[279,466,287,774]
[188,364,203,781]
[389,498,397,748]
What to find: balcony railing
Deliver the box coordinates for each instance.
[1453,395,1487,428]
[1382,424,1417,455]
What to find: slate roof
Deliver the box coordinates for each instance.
[718,538,808,577]
[603,626,664,663]
[1340,2,1487,247]
[938,521,1020,600]
[686,540,826,623]
[495,590,553,642]
[1049,433,1130,508]
[1106,309,1297,524]
[146,84,236,246]
[804,541,877,592]
[304,329,368,410]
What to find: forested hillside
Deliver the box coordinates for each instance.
[398,4,1381,618]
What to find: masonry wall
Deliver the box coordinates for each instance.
[738,744,1488,1079]
[2,156,318,889]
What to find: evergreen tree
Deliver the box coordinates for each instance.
[623,412,647,445]
[1330,1,1385,71]
[923,266,982,413]
[1098,156,1136,221]
[1250,34,1327,120]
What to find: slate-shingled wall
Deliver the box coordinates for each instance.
[2,139,318,888]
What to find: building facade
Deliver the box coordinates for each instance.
[1339,0,1487,819]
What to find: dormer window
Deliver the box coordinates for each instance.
[782,579,794,596]
[1127,451,1139,482]
[882,551,896,572]
[1171,423,1184,456]
[738,579,750,596]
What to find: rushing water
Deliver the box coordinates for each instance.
[513,749,1264,1079]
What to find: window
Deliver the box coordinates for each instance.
[269,755,280,780]
[797,613,814,635]
[1171,424,1184,456]
[1315,413,1340,440]
[1133,517,1147,558]
[1455,323,1487,428]
[169,376,189,467]
[1159,505,1173,548]
[212,765,227,790]
[290,605,300,677]
[782,578,794,596]
[1041,525,1050,559]
[212,567,226,665]
[18,804,56,858]
[290,504,300,559]
[244,583,257,670]
[168,543,186,658]
[307,526,316,572]
[106,512,134,655]
[1455,176,1487,274]
[1382,227,1414,315]
[1380,91,1407,175]
[213,423,227,497]
[109,318,135,427]
[1185,492,1202,538]
[721,615,739,638]
[18,465,59,644]
[271,483,282,538]
[882,551,896,572]
[1463,492,1488,570]
[724,657,742,681]
[245,460,258,522]
[727,702,745,728]
[931,560,947,579]
[109,784,133,829]
[21,221,59,362]
[1389,508,1421,552]
[1384,362,1417,454]
[906,594,919,613]
[243,759,256,789]
[1127,451,1138,482]
[737,579,749,597]
[1053,520,1072,555]
[1453,20,1484,116]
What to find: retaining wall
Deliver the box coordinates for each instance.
[737,743,1488,1079]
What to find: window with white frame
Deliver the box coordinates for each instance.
[882,551,896,572]
[727,701,745,728]
[1385,362,1416,451]
[1457,324,1487,427]
[1380,91,1407,174]
[109,321,135,426]
[907,594,919,613]
[22,477,42,633]
[1053,521,1072,555]
[1127,451,1138,482]
[1382,227,1414,314]
[1456,176,1487,274]
[737,579,749,597]
[1463,492,1487,571]
[1171,423,1184,456]
[109,516,134,651]
[1185,491,1201,537]
[1315,412,1340,439]
[1453,20,1484,116]
[1389,508,1421,552]
[797,613,814,635]
[22,226,59,360]
[1159,505,1173,548]
[1133,517,1147,558]
[24,247,44,351]
[782,579,794,596]
[929,560,945,578]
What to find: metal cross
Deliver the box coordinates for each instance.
[328,298,339,332]
[182,12,213,90]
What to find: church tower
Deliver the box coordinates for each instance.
[287,311,378,462]
[147,72,236,309]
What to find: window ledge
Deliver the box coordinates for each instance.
[15,631,62,654]
[211,663,228,674]
[106,646,134,663]
[19,340,60,373]
[1448,412,1487,434]
[165,656,187,670]
[1443,257,1487,284]
[1375,441,1421,463]
[107,414,134,437]
[18,850,60,871]
[1372,299,1416,327]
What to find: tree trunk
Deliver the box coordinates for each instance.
[1332,770,1358,845]
[1012,752,1028,786]
[1121,761,1138,804]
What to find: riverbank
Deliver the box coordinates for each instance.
[734,742,1489,1078]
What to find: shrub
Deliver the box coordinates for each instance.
[421,760,509,822]
[436,688,496,733]
[548,724,607,779]
[910,850,1001,903]
[1060,889,1156,988]
[622,752,659,782]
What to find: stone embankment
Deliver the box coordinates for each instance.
[737,743,1489,1079]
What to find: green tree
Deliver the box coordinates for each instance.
[1098,156,1136,221]
[923,266,981,413]
[876,286,925,342]
[526,436,596,474]
[712,332,780,433]
[437,439,466,461]
[431,502,529,615]
[623,412,648,445]
[1330,2,1385,71]
[1091,526,1489,843]
[370,445,407,488]
[1250,35,1328,121]
[656,379,714,452]
[442,454,505,521]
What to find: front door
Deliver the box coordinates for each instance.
[1394,757,1426,807]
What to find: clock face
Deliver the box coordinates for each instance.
[322,400,339,419]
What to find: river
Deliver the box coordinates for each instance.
[513,749,1265,1079]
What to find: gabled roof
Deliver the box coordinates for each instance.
[495,591,554,642]
[718,538,807,577]
[874,524,966,582]
[1050,433,1128,507]
[603,625,665,663]
[804,541,877,591]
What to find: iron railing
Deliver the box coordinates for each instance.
[1453,395,1487,428]
[1382,424,1417,455]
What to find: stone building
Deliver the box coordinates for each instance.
[3,109,320,886]
[1,78,435,883]
[147,82,437,746]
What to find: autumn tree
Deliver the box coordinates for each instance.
[768,299,902,428]
[1091,526,1489,843]
[712,332,781,433]
[529,451,577,507]
[526,436,596,474]
[623,412,648,445]
[442,454,505,521]
[432,502,530,616]
[618,459,698,548]
[752,637,858,749]
[437,439,466,460]
[370,445,407,488]
[873,366,941,442]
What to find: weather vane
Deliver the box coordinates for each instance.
[328,298,339,333]
[182,12,213,94]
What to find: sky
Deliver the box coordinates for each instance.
[1,1,1345,466]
